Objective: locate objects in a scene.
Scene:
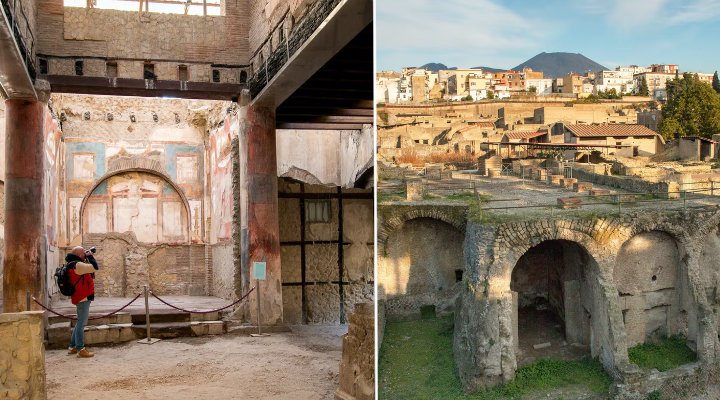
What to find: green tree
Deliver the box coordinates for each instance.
[461,94,473,102]
[713,71,720,94]
[659,73,720,139]
[637,76,649,96]
[528,86,537,93]
[486,91,495,100]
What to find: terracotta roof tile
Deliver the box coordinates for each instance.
[504,131,547,140]
[565,124,660,138]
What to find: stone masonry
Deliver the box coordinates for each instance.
[0,312,45,400]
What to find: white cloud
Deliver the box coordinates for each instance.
[377,0,550,68]
[666,0,720,24]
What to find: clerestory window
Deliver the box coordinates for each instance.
[64,0,222,16]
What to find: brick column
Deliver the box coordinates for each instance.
[3,100,45,313]
[243,104,283,325]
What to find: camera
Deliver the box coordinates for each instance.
[89,247,96,254]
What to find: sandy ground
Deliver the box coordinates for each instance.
[46,325,345,400]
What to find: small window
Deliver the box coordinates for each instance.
[212,69,220,83]
[75,61,84,76]
[144,63,156,80]
[455,269,463,282]
[106,62,118,78]
[178,65,188,81]
[422,140,429,144]
[39,59,48,74]
[305,200,331,223]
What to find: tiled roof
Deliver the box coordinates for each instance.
[504,131,547,140]
[467,121,495,128]
[565,124,660,138]
[682,136,718,144]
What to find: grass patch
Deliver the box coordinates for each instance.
[379,316,612,399]
[627,335,697,372]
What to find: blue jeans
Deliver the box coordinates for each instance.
[69,300,91,350]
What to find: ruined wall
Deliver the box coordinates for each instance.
[208,111,238,300]
[276,125,374,188]
[83,232,208,296]
[278,179,373,324]
[615,231,688,346]
[36,0,249,81]
[51,94,211,246]
[0,312,45,400]
[379,218,464,319]
[247,0,318,70]
[43,109,64,296]
[335,303,374,400]
[451,210,720,393]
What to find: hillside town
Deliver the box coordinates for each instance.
[376,63,717,103]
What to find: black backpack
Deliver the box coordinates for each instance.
[54,262,79,296]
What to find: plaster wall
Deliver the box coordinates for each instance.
[276,125,374,188]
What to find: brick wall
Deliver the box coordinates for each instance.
[35,0,249,81]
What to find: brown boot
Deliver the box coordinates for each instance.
[77,348,94,358]
[68,347,77,355]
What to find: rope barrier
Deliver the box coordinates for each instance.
[150,286,256,314]
[31,291,143,321]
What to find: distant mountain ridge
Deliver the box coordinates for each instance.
[511,52,607,79]
[417,53,607,78]
[419,63,456,72]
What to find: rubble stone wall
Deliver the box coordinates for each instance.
[335,302,374,400]
[0,312,45,400]
[379,203,720,393]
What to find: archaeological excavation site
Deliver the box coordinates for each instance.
[0,0,374,398]
[378,101,720,399]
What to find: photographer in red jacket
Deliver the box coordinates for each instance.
[66,246,99,358]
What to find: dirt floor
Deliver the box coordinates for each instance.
[45,325,345,400]
[517,308,590,367]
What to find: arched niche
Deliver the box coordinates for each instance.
[380,217,465,318]
[79,168,192,243]
[614,230,690,347]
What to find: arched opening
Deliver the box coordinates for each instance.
[379,217,464,319]
[615,231,690,347]
[510,240,594,365]
[80,170,191,244]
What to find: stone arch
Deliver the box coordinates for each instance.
[377,205,467,253]
[79,165,192,243]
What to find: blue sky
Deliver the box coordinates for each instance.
[377,0,720,74]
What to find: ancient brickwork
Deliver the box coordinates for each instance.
[36,0,249,81]
[335,303,374,400]
[0,312,45,400]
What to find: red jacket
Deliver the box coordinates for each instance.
[67,257,97,305]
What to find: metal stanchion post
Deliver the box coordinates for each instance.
[138,285,160,344]
[257,279,261,335]
[26,291,30,311]
[251,261,270,337]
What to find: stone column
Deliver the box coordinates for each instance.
[2,100,46,313]
[242,104,283,325]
